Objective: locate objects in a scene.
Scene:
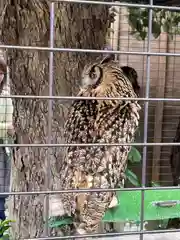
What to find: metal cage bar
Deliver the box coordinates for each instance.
[3,95,180,101]
[140,1,153,239]
[51,0,180,11]
[44,2,55,237]
[1,45,180,56]
[2,185,180,197]
[4,142,180,147]
[1,0,180,239]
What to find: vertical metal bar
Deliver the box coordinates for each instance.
[44,2,55,236]
[140,1,153,239]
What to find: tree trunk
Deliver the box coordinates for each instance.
[0,0,109,238]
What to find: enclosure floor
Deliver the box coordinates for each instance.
[92,233,180,240]
[5,203,180,240]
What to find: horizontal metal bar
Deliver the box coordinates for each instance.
[1,44,180,57]
[2,186,180,197]
[24,227,180,240]
[51,0,180,11]
[3,95,180,102]
[3,142,180,147]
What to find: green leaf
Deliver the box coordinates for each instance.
[2,234,10,239]
[48,216,73,228]
[152,21,161,39]
[125,168,140,187]
[0,226,10,232]
[140,31,147,41]
[128,147,141,163]
[0,219,15,227]
[2,234,10,237]
[128,8,180,40]
[151,181,161,187]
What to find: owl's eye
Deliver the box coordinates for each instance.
[81,65,102,88]
[90,72,97,80]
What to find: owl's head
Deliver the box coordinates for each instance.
[81,55,140,95]
[81,54,114,88]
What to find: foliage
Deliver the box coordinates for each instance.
[128,8,180,40]
[126,147,161,188]
[126,146,141,186]
[151,181,160,187]
[0,219,15,239]
[48,216,73,228]
[125,168,141,186]
[128,146,141,164]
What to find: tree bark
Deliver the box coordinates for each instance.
[0,0,109,238]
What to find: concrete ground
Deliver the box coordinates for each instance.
[94,233,180,240]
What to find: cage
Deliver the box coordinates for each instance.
[0,0,180,240]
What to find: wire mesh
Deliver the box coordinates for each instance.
[1,0,180,239]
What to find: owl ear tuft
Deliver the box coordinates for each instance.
[100,54,115,65]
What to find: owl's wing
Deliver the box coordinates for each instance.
[84,100,141,183]
[64,99,96,144]
[62,89,98,173]
[71,101,141,234]
[60,94,98,217]
[60,95,141,234]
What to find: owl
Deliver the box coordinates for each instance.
[59,55,141,236]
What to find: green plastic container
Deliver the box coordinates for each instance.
[103,189,180,222]
[49,189,180,228]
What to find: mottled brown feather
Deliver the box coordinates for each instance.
[59,57,141,235]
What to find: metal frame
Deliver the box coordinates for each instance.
[2,0,180,239]
[140,0,153,237]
